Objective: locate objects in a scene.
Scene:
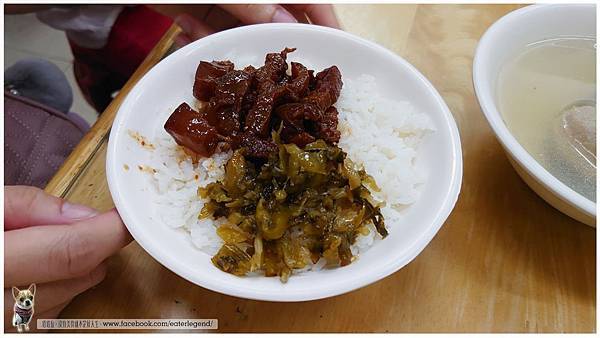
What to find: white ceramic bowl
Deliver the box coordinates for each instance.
[473,4,596,227]
[107,23,462,301]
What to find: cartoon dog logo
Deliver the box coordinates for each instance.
[12,284,36,332]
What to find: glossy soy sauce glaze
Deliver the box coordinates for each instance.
[165,48,342,159]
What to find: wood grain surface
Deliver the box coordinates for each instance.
[47,4,595,333]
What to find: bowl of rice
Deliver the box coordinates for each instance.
[107,23,462,301]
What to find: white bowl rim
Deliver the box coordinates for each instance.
[473,4,596,219]
[106,23,463,301]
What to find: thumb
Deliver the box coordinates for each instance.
[4,186,99,231]
[174,13,215,47]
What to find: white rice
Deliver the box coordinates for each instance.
[336,74,435,231]
[138,72,434,268]
[146,136,231,254]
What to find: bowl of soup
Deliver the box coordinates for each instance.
[473,4,596,226]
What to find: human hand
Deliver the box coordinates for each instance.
[4,186,132,330]
[160,4,340,47]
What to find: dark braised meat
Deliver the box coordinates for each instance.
[315,106,341,144]
[193,61,235,101]
[303,66,343,111]
[243,48,295,137]
[238,132,278,159]
[165,48,343,158]
[164,103,222,157]
[285,62,310,100]
[275,103,321,146]
[206,70,252,135]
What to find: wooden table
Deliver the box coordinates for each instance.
[45,4,596,333]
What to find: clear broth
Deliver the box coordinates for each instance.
[498,37,597,202]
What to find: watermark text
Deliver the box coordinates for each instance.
[37,319,218,330]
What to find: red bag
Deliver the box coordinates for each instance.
[69,5,173,112]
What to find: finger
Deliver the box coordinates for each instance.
[285,7,311,25]
[204,5,242,31]
[5,209,132,286]
[287,4,340,28]
[219,4,297,24]
[149,4,212,22]
[4,264,105,316]
[31,300,71,332]
[4,186,99,231]
[175,13,215,46]
[28,263,107,315]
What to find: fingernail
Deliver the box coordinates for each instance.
[61,202,99,220]
[272,9,297,23]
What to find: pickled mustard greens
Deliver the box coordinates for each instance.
[199,132,387,282]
